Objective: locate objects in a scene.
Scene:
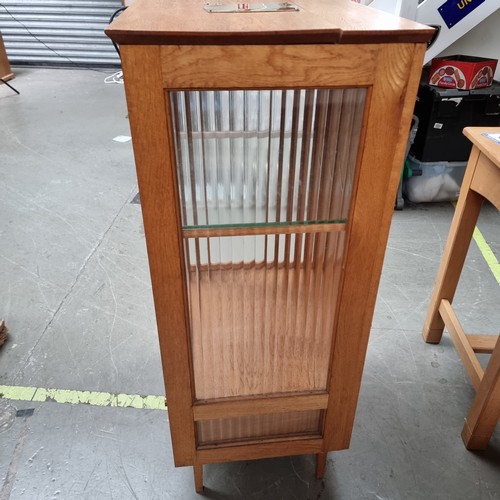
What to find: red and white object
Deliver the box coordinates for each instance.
[429,55,497,89]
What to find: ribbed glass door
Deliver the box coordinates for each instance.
[170,88,366,444]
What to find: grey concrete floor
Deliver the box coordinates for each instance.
[1,68,499,499]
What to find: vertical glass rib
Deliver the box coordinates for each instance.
[288,89,314,388]
[228,90,238,397]
[273,93,287,391]
[310,91,341,383]
[284,90,300,266]
[197,95,217,396]
[184,93,201,261]
[342,89,367,216]
[297,91,320,385]
[302,90,330,377]
[212,92,225,399]
[281,92,300,388]
[264,91,275,391]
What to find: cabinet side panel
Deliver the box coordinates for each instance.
[120,45,196,466]
[323,43,428,451]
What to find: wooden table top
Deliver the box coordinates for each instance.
[106,0,434,45]
[464,127,500,169]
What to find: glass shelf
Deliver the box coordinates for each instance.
[182,219,347,231]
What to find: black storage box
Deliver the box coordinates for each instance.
[410,79,500,162]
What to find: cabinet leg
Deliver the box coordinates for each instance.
[315,452,327,479]
[193,464,203,493]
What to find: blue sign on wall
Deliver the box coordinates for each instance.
[438,0,486,29]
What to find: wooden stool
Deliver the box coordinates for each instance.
[422,127,500,450]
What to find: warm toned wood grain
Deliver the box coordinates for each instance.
[462,338,500,450]
[468,335,499,354]
[188,257,344,400]
[439,300,484,391]
[161,44,377,89]
[116,0,431,475]
[193,393,328,421]
[470,152,500,210]
[119,45,196,467]
[315,452,327,479]
[422,146,484,344]
[193,465,203,492]
[182,222,346,239]
[197,410,321,445]
[323,42,428,452]
[179,88,365,405]
[0,33,14,81]
[105,0,433,46]
[196,437,324,463]
[423,126,500,450]
[464,127,500,175]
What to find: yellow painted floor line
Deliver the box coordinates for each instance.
[473,226,500,285]
[451,201,500,285]
[0,385,167,411]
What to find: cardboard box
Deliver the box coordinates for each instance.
[429,55,497,90]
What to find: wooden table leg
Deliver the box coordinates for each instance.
[422,147,484,344]
[315,452,327,479]
[461,338,500,450]
[193,464,204,493]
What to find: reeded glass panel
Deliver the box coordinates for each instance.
[171,88,366,228]
[197,410,322,446]
[185,232,346,399]
[170,88,366,402]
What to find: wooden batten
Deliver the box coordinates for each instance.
[467,335,499,355]
[196,437,324,464]
[182,222,346,239]
[160,45,377,90]
[193,393,329,421]
[119,44,197,467]
[439,299,484,391]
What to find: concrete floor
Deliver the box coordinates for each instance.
[1,68,499,500]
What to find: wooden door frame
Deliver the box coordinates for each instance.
[120,41,426,466]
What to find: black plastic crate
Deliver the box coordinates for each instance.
[409,79,500,162]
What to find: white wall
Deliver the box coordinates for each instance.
[437,9,500,81]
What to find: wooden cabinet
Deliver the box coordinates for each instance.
[106,0,432,491]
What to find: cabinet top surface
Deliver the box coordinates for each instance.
[105,0,433,45]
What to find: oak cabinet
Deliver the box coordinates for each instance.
[106,0,432,491]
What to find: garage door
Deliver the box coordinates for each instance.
[0,0,123,67]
